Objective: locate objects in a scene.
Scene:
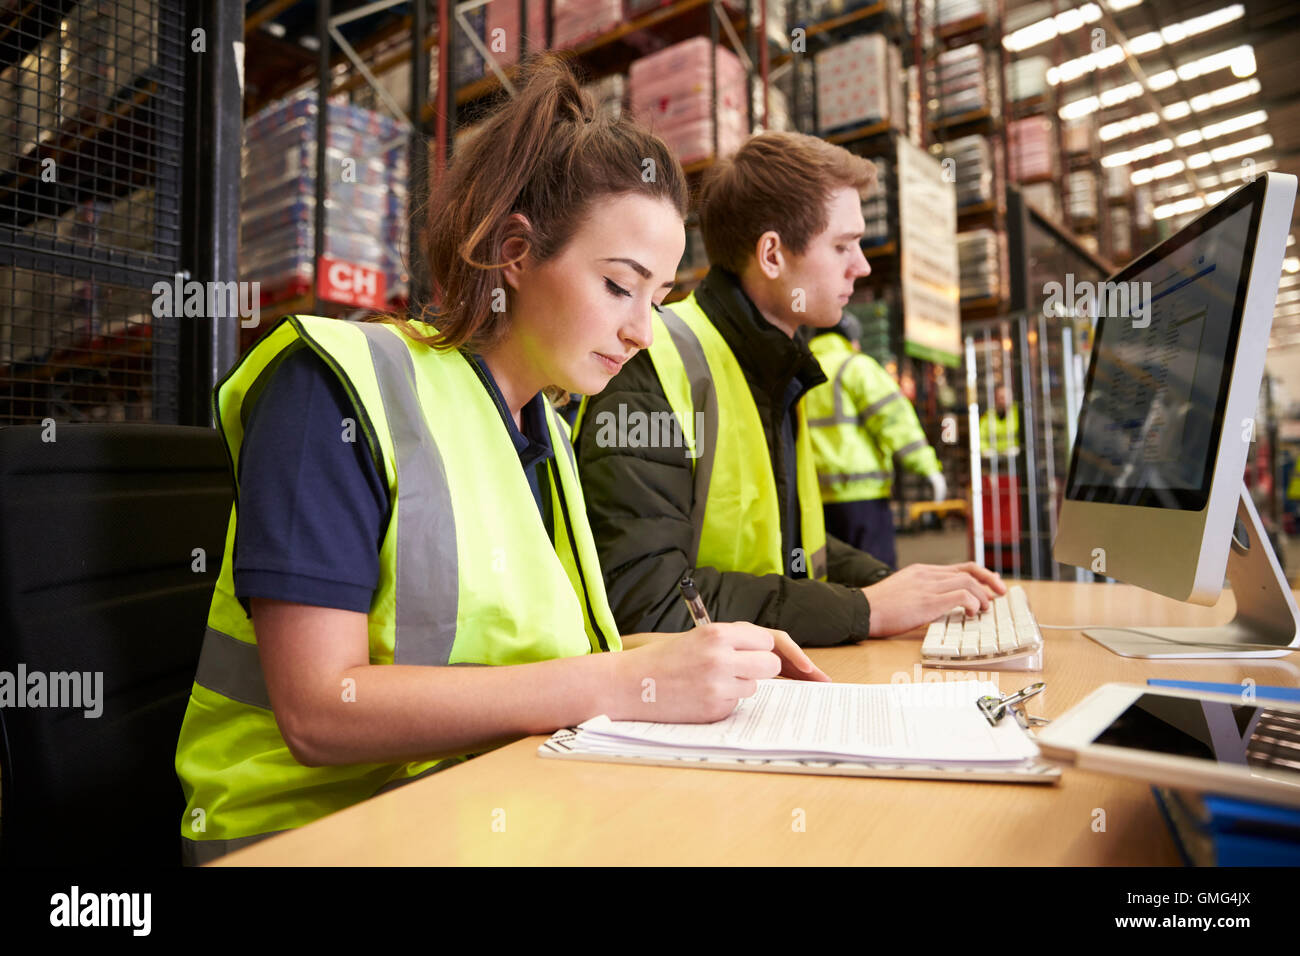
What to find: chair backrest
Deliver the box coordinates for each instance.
[0,423,231,865]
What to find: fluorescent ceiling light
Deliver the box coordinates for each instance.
[1132,159,1186,184]
[1061,82,1144,118]
[1100,113,1159,141]
[1154,196,1205,219]
[1161,5,1245,44]
[1101,82,1144,107]
[1047,46,1126,85]
[1127,32,1164,55]
[1004,0,1145,52]
[1173,110,1269,148]
[1111,105,1266,164]
[1060,62,1256,125]
[1103,138,1172,167]
[1044,5,1244,85]
[1185,133,1273,168]
[1004,2,1105,53]
[1186,78,1261,114]
[1200,109,1268,140]
[1175,45,1256,82]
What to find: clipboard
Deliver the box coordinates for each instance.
[538,728,1062,784]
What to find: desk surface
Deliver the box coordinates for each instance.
[216,581,1300,866]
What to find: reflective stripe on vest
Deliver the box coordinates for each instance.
[805,335,938,503]
[177,315,620,858]
[632,293,827,580]
[805,351,904,429]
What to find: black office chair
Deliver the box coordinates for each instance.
[0,423,232,866]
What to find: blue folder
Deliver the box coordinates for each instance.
[1147,679,1300,865]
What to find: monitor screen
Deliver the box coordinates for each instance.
[1065,181,1265,511]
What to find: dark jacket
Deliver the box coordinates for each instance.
[575,266,893,646]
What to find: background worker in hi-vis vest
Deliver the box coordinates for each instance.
[576,131,1006,648]
[805,313,946,569]
[174,57,828,865]
[979,384,1021,458]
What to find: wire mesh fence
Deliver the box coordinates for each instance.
[0,0,184,425]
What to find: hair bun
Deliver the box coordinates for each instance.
[554,73,594,124]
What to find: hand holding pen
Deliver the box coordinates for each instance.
[678,574,830,683]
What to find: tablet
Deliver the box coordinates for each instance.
[1036,683,1300,808]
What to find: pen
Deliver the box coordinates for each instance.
[678,574,712,627]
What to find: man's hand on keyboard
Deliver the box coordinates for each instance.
[861,562,1008,638]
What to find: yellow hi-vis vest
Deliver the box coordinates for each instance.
[979,403,1021,456]
[578,292,827,580]
[805,332,940,503]
[175,315,621,865]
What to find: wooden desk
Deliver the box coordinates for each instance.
[215,581,1300,866]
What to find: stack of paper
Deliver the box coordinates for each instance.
[569,680,1039,764]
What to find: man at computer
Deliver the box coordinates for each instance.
[574,131,1006,646]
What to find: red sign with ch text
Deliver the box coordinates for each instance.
[317,257,386,309]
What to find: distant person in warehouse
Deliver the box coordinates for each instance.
[805,311,947,570]
[575,131,1005,647]
[980,384,1020,458]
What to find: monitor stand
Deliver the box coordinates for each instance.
[1084,484,1300,658]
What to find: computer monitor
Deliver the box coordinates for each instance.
[1054,171,1300,658]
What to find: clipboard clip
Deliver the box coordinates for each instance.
[977,682,1049,729]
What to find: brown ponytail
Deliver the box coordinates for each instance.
[372,53,688,354]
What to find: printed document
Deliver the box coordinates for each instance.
[573,679,1038,763]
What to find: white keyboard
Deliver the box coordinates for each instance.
[921,585,1043,667]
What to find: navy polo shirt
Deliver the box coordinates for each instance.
[232,343,554,616]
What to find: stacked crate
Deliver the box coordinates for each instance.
[553,0,622,48]
[629,37,748,166]
[483,0,548,65]
[815,33,903,134]
[942,135,994,209]
[933,44,996,121]
[240,91,406,308]
[1004,56,1049,104]
[1065,169,1098,222]
[861,157,891,246]
[957,229,1001,302]
[1007,116,1055,182]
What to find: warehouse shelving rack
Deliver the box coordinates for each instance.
[446,0,787,306]
[921,0,1009,323]
[784,0,911,344]
[777,1,975,533]
[245,0,785,323]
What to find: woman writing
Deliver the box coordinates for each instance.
[175,55,827,865]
